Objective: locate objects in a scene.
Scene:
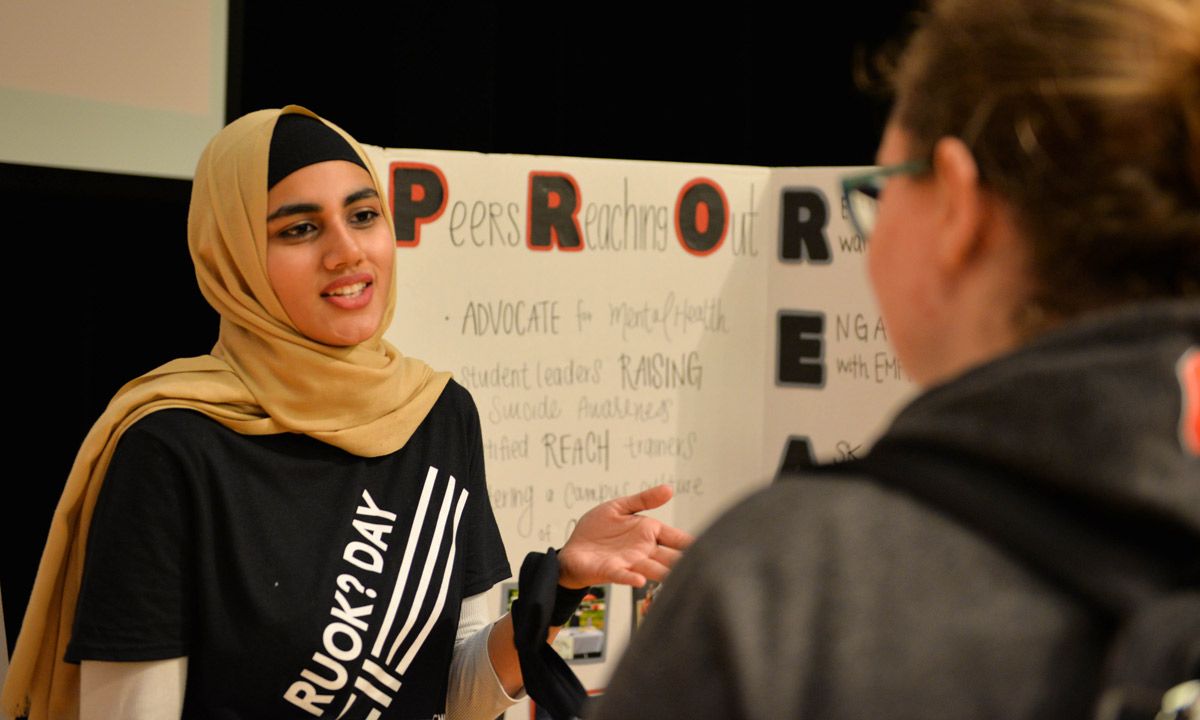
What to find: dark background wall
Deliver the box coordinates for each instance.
[1,1,916,655]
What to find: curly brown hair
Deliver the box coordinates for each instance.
[891,0,1200,323]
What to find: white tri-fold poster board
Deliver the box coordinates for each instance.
[367,145,915,717]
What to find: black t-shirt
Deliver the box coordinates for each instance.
[67,381,511,720]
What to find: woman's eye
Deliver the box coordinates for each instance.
[350,208,380,226]
[279,221,318,239]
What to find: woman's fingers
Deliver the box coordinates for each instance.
[651,544,685,569]
[613,484,674,514]
[652,522,694,551]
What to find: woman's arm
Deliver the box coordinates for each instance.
[80,657,188,720]
[447,594,523,720]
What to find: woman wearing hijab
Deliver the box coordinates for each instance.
[593,0,1200,717]
[2,106,690,720]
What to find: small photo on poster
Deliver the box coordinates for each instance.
[502,582,519,614]
[554,584,609,664]
[502,582,609,665]
[631,579,662,635]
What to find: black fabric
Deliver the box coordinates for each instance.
[512,550,589,720]
[550,583,591,628]
[67,381,510,720]
[268,113,368,189]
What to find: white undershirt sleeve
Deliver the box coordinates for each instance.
[446,591,523,720]
[79,657,188,720]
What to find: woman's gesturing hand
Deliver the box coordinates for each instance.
[555,484,694,589]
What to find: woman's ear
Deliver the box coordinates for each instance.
[930,136,987,275]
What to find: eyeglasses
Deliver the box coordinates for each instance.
[840,160,931,238]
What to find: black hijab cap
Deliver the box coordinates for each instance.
[268,113,368,189]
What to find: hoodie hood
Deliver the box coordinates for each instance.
[881,299,1200,538]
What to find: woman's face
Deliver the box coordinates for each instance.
[866,124,942,386]
[266,160,393,346]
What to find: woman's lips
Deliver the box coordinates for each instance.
[322,273,374,309]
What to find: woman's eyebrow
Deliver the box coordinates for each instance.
[345,187,378,206]
[267,202,320,221]
[267,188,377,221]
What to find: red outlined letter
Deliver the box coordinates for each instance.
[1178,347,1200,456]
[675,178,728,256]
[527,172,583,251]
[389,162,448,247]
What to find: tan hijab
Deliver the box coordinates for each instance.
[1,106,450,720]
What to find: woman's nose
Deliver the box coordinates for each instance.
[323,221,365,269]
